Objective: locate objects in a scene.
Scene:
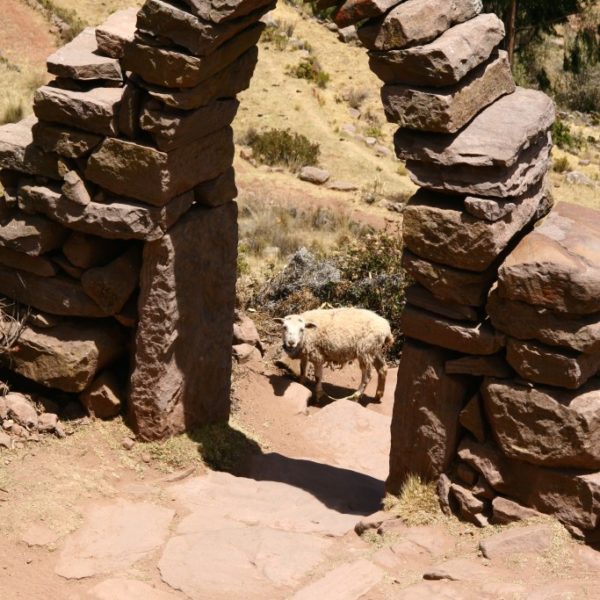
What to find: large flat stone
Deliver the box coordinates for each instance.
[47,27,122,83]
[403,182,543,272]
[31,120,102,158]
[405,284,479,322]
[19,183,194,241]
[0,210,67,256]
[86,126,234,206]
[63,232,124,269]
[122,23,263,88]
[140,98,239,151]
[194,167,237,206]
[479,525,554,559]
[458,437,600,531]
[358,0,482,50]
[483,378,600,469]
[369,14,505,86]
[0,245,57,277]
[33,85,124,137]
[141,45,258,110]
[0,265,109,317]
[402,250,496,306]
[406,131,551,198]
[507,337,600,389]
[335,0,407,28]
[137,0,272,56]
[498,202,600,315]
[0,117,61,179]
[129,203,237,441]
[387,340,471,493]
[487,285,600,354]
[89,578,178,600]
[381,51,515,133]
[446,355,512,378]
[95,8,138,59]
[180,0,274,23]
[402,305,505,355]
[394,87,555,168]
[3,319,124,392]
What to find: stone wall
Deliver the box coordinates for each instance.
[0,0,272,440]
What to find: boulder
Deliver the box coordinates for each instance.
[402,181,544,272]
[491,497,543,525]
[86,127,234,206]
[402,250,497,307]
[405,284,479,322]
[482,378,600,469]
[0,210,67,256]
[506,337,600,389]
[63,232,123,269]
[47,27,122,83]
[479,525,554,559]
[129,203,237,441]
[369,14,505,86]
[232,343,260,364]
[80,371,123,419]
[31,121,102,159]
[137,0,273,56]
[61,170,91,206]
[140,98,239,151]
[450,483,486,527]
[487,285,600,354]
[402,305,505,355]
[459,394,486,443]
[458,437,600,531]
[37,412,59,433]
[335,0,409,28]
[233,310,261,347]
[81,246,141,314]
[180,0,275,22]
[445,355,512,378]
[142,46,258,110]
[122,24,264,88]
[19,183,194,242]
[464,196,517,222]
[358,0,482,50]
[194,167,237,207]
[95,8,138,58]
[0,245,57,277]
[33,85,124,137]
[53,255,83,279]
[298,166,330,184]
[0,116,61,179]
[5,393,38,430]
[387,340,471,493]
[2,319,124,392]
[381,51,514,133]
[497,202,600,315]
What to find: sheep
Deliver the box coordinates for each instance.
[275,307,393,403]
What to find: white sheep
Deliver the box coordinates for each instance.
[275,307,393,403]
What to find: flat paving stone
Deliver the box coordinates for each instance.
[89,578,179,600]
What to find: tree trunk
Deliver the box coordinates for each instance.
[506,0,518,64]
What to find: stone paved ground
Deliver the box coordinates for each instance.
[4,355,600,599]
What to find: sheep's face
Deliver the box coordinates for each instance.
[275,315,317,358]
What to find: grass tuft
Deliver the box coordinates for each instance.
[383,474,444,526]
[286,55,330,88]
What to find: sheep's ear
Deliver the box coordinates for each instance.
[305,321,318,329]
[274,317,285,324]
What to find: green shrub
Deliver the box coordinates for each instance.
[552,119,584,151]
[286,56,330,88]
[243,127,320,171]
[261,20,295,51]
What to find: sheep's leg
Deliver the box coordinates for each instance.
[313,362,325,403]
[347,358,371,402]
[374,355,387,401]
[299,356,308,385]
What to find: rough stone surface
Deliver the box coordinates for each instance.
[142,46,258,110]
[446,355,511,378]
[335,0,409,28]
[450,483,486,526]
[89,578,178,600]
[0,117,61,179]
[63,232,123,268]
[382,52,514,134]
[464,195,517,222]
[358,0,482,51]
[402,305,505,355]
[122,24,264,88]
[498,202,600,315]
[194,167,237,207]
[483,378,600,469]
[299,166,330,184]
[19,183,194,241]
[402,250,496,307]
[0,209,67,256]
[405,284,479,322]
[387,340,470,493]
[459,395,486,443]
[81,246,141,314]
[487,285,600,354]
[5,393,38,429]
[137,0,272,56]
[3,319,123,392]
[506,337,600,389]
[96,8,138,58]
[369,14,505,86]
[491,497,543,525]
[458,437,600,531]
[129,203,237,441]
[479,525,554,559]
[55,500,174,579]
[140,98,239,151]
[80,371,123,418]
[117,81,143,139]
[402,182,544,272]
[33,86,124,137]
[21,524,60,548]
[233,310,261,346]
[86,127,234,206]
[31,121,102,159]
[47,27,122,83]
[0,245,57,277]
[181,0,274,23]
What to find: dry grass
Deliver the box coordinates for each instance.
[383,474,445,526]
[0,65,47,126]
[48,0,143,25]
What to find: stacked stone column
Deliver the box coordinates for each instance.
[0,0,274,440]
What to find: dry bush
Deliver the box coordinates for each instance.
[286,56,330,88]
[345,88,369,110]
[553,155,571,173]
[383,474,444,526]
